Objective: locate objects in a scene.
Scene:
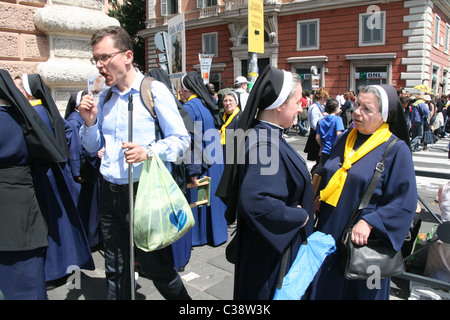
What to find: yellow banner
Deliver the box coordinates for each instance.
[248,0,264,53]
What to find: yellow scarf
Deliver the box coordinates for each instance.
[187,94,198,101]
[413,99,425,107]
[319,123,392,207]
[30,99,42,107]
[219,107,240,145]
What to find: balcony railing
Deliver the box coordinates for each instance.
[167,1,282,21]
[224,0,279,11]
[199,5,222,18]
[225,0,247,10]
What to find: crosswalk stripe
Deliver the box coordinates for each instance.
[412,138,449,183]
[286,133,450,180]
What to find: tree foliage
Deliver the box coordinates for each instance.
[108,0,146,72]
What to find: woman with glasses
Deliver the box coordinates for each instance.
[304,87,329,171]
[219,91,242,163]
[309,85,416,300]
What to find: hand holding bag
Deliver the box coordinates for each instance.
[133,151,195,252]
[340,138,405,280]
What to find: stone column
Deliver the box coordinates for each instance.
[34,0,119,111]
[0,1,48,78]
[402,0,434,90]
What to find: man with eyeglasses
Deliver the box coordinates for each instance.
[78,26,191,300]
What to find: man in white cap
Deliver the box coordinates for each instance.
[234,75,249,111]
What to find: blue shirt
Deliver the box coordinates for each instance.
[317,115,345,155]
[80,70,190,184]
[410,101,430,123]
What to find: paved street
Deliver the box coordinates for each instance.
[46,130,448,301]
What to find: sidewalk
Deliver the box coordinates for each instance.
[46,231,235,300]
[46,131,442,300]
[47,224,412,300]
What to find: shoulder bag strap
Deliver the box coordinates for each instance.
[140,76,164,141]
[343,138,398,232]
[276,227,308,289]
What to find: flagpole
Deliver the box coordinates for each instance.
[128,93,136,300]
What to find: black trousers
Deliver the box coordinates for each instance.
[99,180,191,300]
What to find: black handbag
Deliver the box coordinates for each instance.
[423,117,434,145]
[340,138,405,280]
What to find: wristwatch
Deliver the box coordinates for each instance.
[145,145,153,160]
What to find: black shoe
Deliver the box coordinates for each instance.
[46,275,70,290]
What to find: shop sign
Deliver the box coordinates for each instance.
[356,72,387,80]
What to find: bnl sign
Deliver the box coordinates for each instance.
[356,72,387,80]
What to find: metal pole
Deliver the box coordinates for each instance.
[418,194,443,224]
[248,52,258,91]
[162,32,171,77]
[128,93,135,300]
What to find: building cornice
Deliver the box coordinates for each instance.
[346,53,397,61]
[141,1,283,37]
[287,55,329,64]
[33,3,119,110]
[278,0,403,15]
[434,0,450,18]
[35,5,119,36]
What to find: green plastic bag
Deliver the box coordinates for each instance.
[134,153,194,252]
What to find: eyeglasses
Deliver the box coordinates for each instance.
[223,97,237,104]
[90,50,126,65]
[354,103,380,116]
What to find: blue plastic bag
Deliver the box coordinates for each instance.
[273,231,336,300]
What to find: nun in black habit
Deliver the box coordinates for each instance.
[181,71,228,248]
[18,74,94,282]
[146,68,195,271]
[147,68,195,136]
[64,91,102,248]
[216,66,314,299]
[0,69,68,299]
[309,84,416,300]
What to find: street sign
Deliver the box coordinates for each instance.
[199,53,214,84]
[154,31,169,52]
[155,32,170,74]
[248,0,264,53]
[168,13,186,90]
[158,53,167,63]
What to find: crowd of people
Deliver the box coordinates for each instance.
[0,25,448,301]
[288,86,450,159]
[398,88,450,155]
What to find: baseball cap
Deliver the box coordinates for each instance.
[235,76,249,85]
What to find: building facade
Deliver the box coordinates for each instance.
[0,0,118,111]
[139,0,450,96]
